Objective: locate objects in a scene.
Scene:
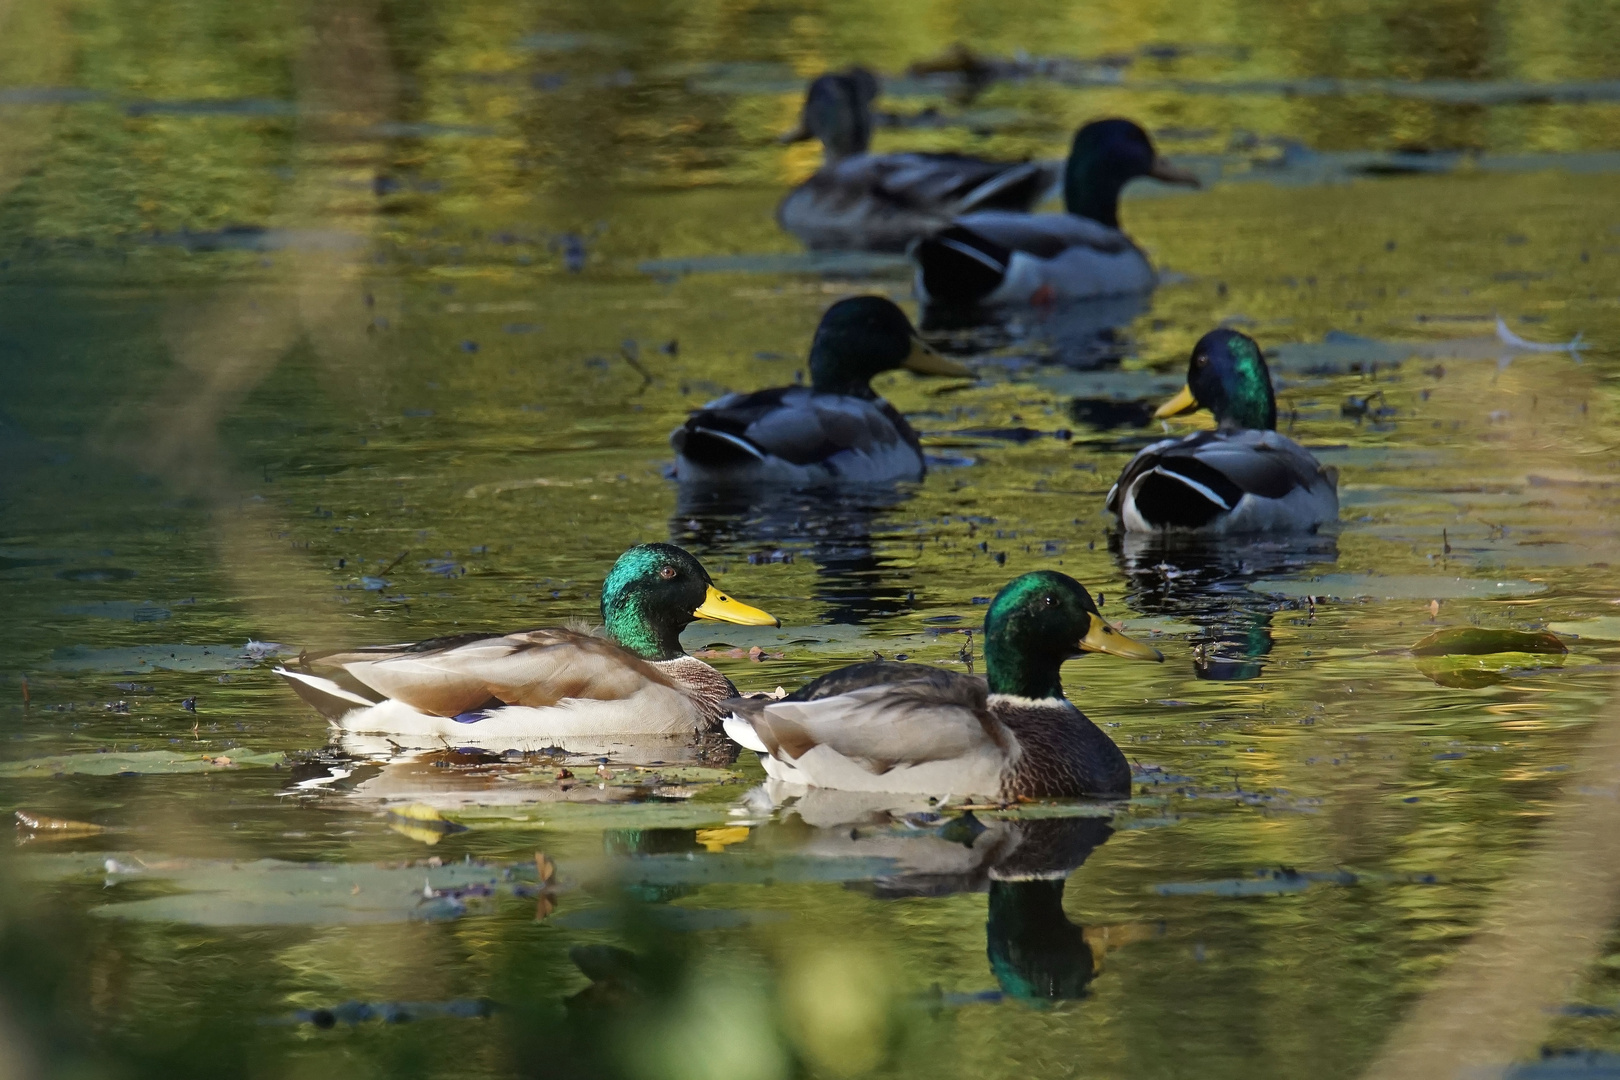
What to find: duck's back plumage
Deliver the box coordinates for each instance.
[913,211,1154,307]
[779,154,1059,253]
[1107,428,1339,534]
[671,386,925,484]
[723,661,1128,799]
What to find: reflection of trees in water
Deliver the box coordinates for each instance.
[1111,532,1338,681]
[670,482,917,623]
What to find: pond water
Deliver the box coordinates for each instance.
[2,0,1620,1077]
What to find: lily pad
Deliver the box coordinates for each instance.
[1547,617,1620,641]
[1248,575,1547,601]
[1410,627,1567,656]
[0,749,286,777]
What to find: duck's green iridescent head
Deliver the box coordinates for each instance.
[982,571,1162,699]
[807,296,971,395]
[600,543,778,661]
[1063,118,1200,228]
[1155,328,1277,431]
[780,68,879,160]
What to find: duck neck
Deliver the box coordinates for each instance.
[1063,155,1128,228]
[807,352,875,397]
[603,599,686,662]
[985,641,1066,700]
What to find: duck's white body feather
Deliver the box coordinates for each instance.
[274,631,735,745]
[724,669,1016,799]
[1107,428,1339,535]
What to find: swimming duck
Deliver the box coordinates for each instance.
[776,69,1060,253]
[670,296,972,485]
[912,118,1199,308]
[1107,328,1339,534]
[275,543,779,745]
[723,570,1162,799]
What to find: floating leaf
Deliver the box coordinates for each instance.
[1410,627,1568,656]
[1547,617,1620,641]
[384,803,467,845]
[14,810,105,835]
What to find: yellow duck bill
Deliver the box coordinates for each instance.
[1078,618,1164,661]
[695,585,781,627]
[901,337,974,377]
[1148,157,1202,187]
[1154,383,1200,419]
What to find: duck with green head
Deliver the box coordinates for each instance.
[913,118,1200,309]
[723,570,1162,799]
[1107,328,1339,534]
[776,68,1060,253]
[671,295,972,486]
[276,543,780,750]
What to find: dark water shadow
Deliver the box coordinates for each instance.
[671,482,919,622]
[922,292,1152,371]
[1111,532,1339,680]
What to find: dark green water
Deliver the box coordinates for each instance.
[3,0,1620,1076]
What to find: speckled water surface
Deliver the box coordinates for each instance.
[2,1,1620,1077]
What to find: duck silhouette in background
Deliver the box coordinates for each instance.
[777,68,1060,252]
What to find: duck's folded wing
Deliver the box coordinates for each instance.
[1111,430,1331,517]
[674,387,911,466]
[726,665,1008,773]
[310,629,666,716]
[947,211,1134,259]
[857,155,1057,214]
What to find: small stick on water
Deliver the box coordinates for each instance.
[378,550,410,576]
[958,630,975,675]
[20,677,28,707]
[1443,529,1451,556]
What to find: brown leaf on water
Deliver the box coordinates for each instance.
[15,810,105,835]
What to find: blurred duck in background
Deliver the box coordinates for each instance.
[777,67,1060,252]
[912,118,1199,309]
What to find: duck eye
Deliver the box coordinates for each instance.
[1195,354,1208,366]
[1043,594,1057,607]
[659,566,677,580]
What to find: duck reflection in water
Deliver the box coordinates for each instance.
[787,802,1152,1002]
[921,291,1151,371]
[1111,532,1338,680]
[672,482,917,623]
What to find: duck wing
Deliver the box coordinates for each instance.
[1108,429,1336,529]
[940,211,1134,260]
[849,154,1057,215]
[724,661,1012,775]
[671,387,916,468]
[304,628,672,717]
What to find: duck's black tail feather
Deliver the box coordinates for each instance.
[672,425,768,469]
[914,226,1010,306]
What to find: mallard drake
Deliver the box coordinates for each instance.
[723,570,1162,799]
[776,68,1060,253]
[1107,328,1340,534]
[912,118,1199,308]
[670,295,971,485]
[274,543,779,744]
